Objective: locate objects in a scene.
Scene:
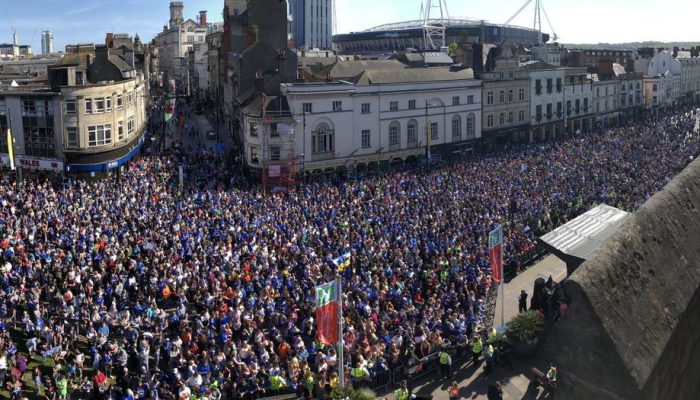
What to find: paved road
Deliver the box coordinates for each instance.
[403,255,566,400]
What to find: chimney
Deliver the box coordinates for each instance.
[106,33,114,47]
[199,10,207,27]
[95,45,109,61]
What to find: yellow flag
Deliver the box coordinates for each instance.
[6,129,14,171]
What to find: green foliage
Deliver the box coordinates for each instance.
[329,387,377,400]
[448,42,459,55]
[506,310,544,342]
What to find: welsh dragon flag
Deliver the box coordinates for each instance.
[315,281,338,346]
[488,225,503,283]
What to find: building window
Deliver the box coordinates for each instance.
[508,90,513,102]
[466,113,475,137]
[508,112,514,124]
[87,124,112,147]
[408,99,416,109]
[546,78,553,94]
[94,98,104,113]
[85,99,92,114]
[250,123,258,137]
[407,120,417,144]
[361,103,370,114]
[557,102,562,117]
[303,103,312,113]
[451,115,461,139]
[556,78,562,92]
[389,101,398,111]
[187,35,194,43]
[116,95,123,109]
[430,122,438,140]
[118,120,125,141]
[487,92,494,105]
[499,113,505,126]
[312,122,334,154]
[389,121,400,145]
[583,98,589,112]
[652,84,658,91]
[66,127,78,148]
[250,147,259,164]
[127,93,134,105]
[64,99,76,115]
[546,103,552,119]
[361,129,371,148]
[518,89,525,101]
[487,115,494,127]
[566,100,572,115]
[332,101,342,111]
[270,123,279,137]
[536,105,542,121]
[127,115,135,136]
[270,146,281,161]
[535,79,542,95]
[106,97,112,112]
[467,95,474,104]
[452,96,460,106]
[518,110,525,122]
[499,91,505,103]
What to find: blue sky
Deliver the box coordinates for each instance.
[2,0,698,52]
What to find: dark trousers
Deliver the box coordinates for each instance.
[472,351,481,364]
[439,363,450,379]
[519,302,527,313]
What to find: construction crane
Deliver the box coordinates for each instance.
[5,12,17,45]
[504,0,558,42]
[421,0,451,51]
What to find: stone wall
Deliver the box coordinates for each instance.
[541,156,700,400]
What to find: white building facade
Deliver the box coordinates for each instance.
[241,69,482,173]
[678,56,700,104]
[647,50,681,107]
[153,2,207,91]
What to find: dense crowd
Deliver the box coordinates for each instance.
[0,109,698,399]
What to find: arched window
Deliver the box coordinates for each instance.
[389,121,400,146]
[407,119,418,146]
[451,115,461,139]
[499,91,505,103]
[466,113,475,137]
[312,122,334,154]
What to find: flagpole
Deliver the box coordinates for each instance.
[499,225,505,331]
[337,272,345,389]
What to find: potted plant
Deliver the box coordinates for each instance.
[505,311,544,357]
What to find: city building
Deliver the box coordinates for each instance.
[521,60,565,141]
[289,0,334,49]
[41,31,54,55]
[479,46,530,146]
[592,73,620,128]
[0,45,148,175]
[65,43,96,54]
[563,67,594,133]
[241,66,482,176]
[0,57,61,75]
[677,53,700,105]
[646,50,681,109]
[153,2,207,92]
[0,44,32,60]
[565,48,633,71]
[531,44,563,66]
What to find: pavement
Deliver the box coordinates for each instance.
[403,255,566,400]
[161,105,236,157]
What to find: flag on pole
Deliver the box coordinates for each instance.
[164,98,175,122]
[6,129,14,171]
[332,252,351,272]
[488,225,503,283]
[315,281,338,345]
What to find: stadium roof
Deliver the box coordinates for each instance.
[538,203,631,274]
[361,18,539,33]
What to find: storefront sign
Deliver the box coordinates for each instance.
[14,156,64,172]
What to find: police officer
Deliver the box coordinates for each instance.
[394,380,410,400]
[487,327,498,346]
[483,343,495,375]
[471,335,482,365]
[438,344,452,379]
[350,361,369,389]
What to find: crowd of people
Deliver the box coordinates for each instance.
[0,108,697,399]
